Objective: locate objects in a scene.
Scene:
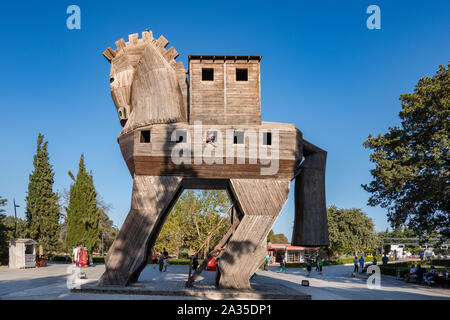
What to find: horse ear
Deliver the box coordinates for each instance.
[102,47,116,62]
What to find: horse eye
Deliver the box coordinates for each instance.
[110,77,115,83]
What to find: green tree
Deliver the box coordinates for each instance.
[326,206,379,257]
[25,134,61,254]
[267,230,275,244]
[270,233,289,244]
[65,154,100,253]
[154,190,231,258]
[3,216,29,240]
[0,196,8,265]
[363,64,449,237]
[95,203,119,255]
[185,190,231,257]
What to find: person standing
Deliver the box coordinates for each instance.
[306,256,312,277]
[359,256,365,273]
[158,252,164,272]
[264,254,269,271]
[315,255,320,272]
[419,252,424,261]
[163,248,169,272]
[279,256,287,273]
[353,256,359,273]
[382,254,389,265]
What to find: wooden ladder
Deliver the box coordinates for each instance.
[185,205,240,288]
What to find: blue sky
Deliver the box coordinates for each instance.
[0,1,449,240]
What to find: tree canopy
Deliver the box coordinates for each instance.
[94,200,119,255]
[25,134,61,253]
[363,64,449,237]
[267,231,289,244]
[3,216,29,240]
[154,190,231,257]
[326,206,379,257]
[65,154,100,253]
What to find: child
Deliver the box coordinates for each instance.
[206,132,217,147]
[279,256,287,273]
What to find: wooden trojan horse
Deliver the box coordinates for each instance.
[99,29,329,289]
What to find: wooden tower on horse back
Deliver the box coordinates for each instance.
[99,29,329,289]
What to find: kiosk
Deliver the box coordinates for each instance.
[8,239,36,269]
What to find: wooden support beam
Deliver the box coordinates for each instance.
[291,140,329,247]
[99,175,183,286]
[217,178,290,289]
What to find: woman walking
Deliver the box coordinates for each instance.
[353,256,359,273]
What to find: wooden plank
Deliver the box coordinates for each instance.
[130,156,298,179]
[99,175,183,286]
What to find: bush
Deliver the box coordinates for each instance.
[46,254,71,262]
[92,256,105,264]
[285,256,384,268]
[429,259,450,266]
[378,261,448,277]
[166,258,205,265]
[379,265,409,277]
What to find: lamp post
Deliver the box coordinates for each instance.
[13,198,20,239]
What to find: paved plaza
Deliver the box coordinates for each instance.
[0,262,449,300]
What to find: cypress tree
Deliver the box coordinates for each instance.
[65,154,100,253]
[0,196,8,265]
[25,134,61,254]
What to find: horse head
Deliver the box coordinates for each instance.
[103,30,188,134]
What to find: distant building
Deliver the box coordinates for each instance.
[268,244,316,263]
